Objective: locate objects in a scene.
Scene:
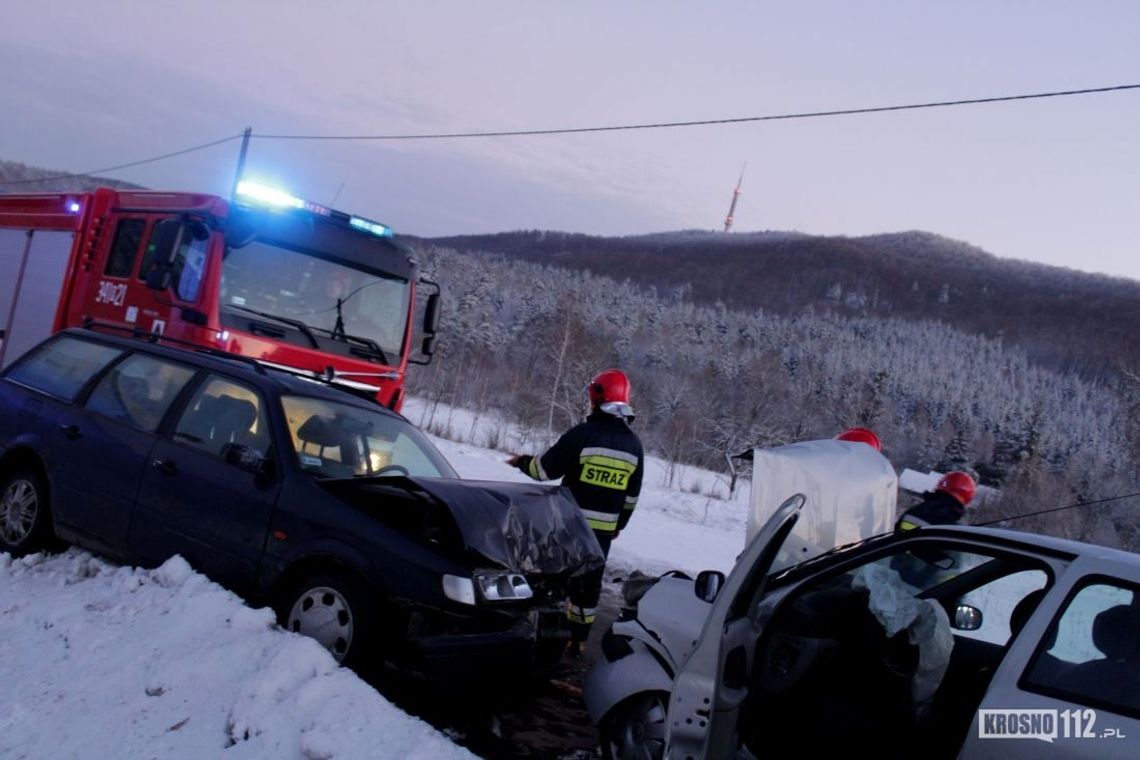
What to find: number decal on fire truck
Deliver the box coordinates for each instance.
[96,280,128,307]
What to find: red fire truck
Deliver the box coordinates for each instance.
[0,181,439,410]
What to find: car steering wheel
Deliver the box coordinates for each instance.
[372,464,410,477]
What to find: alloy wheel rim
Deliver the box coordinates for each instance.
[610,694,668,760]
[0,479,37,545]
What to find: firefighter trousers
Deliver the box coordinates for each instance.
[566,532,613,643]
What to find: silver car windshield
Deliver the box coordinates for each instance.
[281,395,456,479]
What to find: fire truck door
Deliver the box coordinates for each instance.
[0,228,74,368]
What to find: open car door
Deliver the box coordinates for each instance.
[666,493,804,759]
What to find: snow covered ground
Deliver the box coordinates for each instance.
[0,551,479,760]
[0,397,752,759]
[6,397,1108,758]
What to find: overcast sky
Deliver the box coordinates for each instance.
[2,1,1138,281]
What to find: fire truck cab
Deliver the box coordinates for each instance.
[0,182,439,410]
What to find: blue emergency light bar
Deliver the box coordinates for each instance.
[236,180,392,237]
[349,216,393,238]
[236,180,304,209]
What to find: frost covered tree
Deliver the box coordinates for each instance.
[405,241,1139,550]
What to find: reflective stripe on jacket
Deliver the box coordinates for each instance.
[514,411,644,535]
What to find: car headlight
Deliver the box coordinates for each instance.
[442,572,534,605]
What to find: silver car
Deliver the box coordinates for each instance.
[586,496,1140,759]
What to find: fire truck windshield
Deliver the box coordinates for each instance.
[221,240,411,361]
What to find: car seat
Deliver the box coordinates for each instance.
[1056,604,1140,711]
[296,415,354,476]
[211,395,258,452]
[1012,590,1070,684]
[113,374,155,427]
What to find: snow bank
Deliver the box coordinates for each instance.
[0,550,476,760]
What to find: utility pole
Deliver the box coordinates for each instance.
[723,162,746,233]
[230,126,252,202]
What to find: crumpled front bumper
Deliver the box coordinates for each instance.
[406,605,570,683]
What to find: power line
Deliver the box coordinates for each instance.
[974,490,1140,527]
[1,83,1136,187]
[253,83,1140,141]
[0,133,244,188]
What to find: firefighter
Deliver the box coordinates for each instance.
[507,369,644,657]
[896,471,977,531]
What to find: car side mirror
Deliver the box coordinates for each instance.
[222,443,268,475]
[224,213,258,249]
[694,570,726,603]
[952,604,983,631]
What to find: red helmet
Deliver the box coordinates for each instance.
[937,471,977,507]
[587,369,631,406]
[835,427,882,452]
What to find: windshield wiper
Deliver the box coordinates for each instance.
[302,314,390,365]
[342,334,389,364]
[226,305,320,349]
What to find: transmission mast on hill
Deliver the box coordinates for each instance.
[723,163,746,232]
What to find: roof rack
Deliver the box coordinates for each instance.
[79,320,267,375]
[78,320,386,406]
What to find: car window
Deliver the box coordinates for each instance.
[281,395,456,479]
[85,354,196,433]
[1023,581,1139,716]
[104,219,146,278]
[173,375,271,458]
[4,336,123,401]
[955,569,1049,645]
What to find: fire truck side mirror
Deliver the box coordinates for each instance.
[145,219,184,291]
[410,282,441,365]
[423,292,441,336]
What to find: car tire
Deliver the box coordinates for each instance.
[276,569,379,671]
[0,467,55,557]
[600,690,670,760]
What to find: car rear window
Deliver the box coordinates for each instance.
[4,336,123,401]
[1023,579,1140,718]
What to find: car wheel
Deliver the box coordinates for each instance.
[601,691,669,760]
[278,570,377,670]
[0,468,54,556]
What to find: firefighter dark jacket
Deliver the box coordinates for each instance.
[895,491,966,531]
[513,410,644,536]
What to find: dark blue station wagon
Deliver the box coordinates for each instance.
[0,329,602,678]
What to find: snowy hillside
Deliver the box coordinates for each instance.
[0,397,753,759]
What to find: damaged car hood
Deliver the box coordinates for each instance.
[411,478,606,576]
[326,476,606,576]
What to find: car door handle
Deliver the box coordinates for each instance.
[152,459,178,476]
[59,424,82,440]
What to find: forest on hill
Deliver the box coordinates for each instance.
[404,238,1139,551]
[419,229,1140,382]
[0,160,142,193]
